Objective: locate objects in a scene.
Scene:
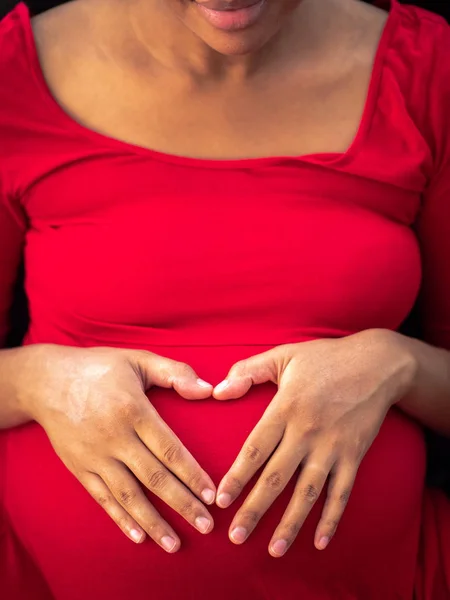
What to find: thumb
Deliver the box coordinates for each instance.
[213,348,281,401]
[130,351,213,400]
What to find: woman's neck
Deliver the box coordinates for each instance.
[99,0,342,82]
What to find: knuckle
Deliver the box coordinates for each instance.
[95,493,110,507]
[306,463,328,478]
[187,472,204,493]
[302,484,319,504]
[264,471,284,490]
[338,489,351,505]
[327,435,342,454]
[243,444,263,464]
[240,510,260,526]
[143,519,160,535]
[227,476,244,493]
[302,421,321,438]
[229,361,246,378]
[162,442,183,466]
[177,500,196,518]
[323,518,339,534]
[95,421,117,441]
[147,469,168,491]
[283,521,301,538]
[117,396,139,422]
[118,487,137,507]
[174,361,195,379]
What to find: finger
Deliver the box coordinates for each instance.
[314,462,357,551]
[100,463,181,552]
[216,401,285,508]
[131,351,213,400]
[228,433,306,545]
[213,347,283,401]
[81,472,147,544]
[135,407,216,504]
[268,454,333,558]
[123,443,214,535]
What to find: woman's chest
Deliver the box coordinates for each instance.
[22,158,423,345]
[34,22,379,161]
[47,77,370,161]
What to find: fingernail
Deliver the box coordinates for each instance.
[161,535,178,552]
[317,536,330,550]
[201,488,216,505]
[214,380,229,394]
[130,528,144,543]
[217,492,232,508]
[197,378,212,388]
[271,539,288,556]
[230,526,248,544]
[195,516,211,534]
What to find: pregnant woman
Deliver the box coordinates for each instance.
[0,0,449,598]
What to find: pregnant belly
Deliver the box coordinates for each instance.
[2,345,426,600]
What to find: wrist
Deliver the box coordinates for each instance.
[3,344,51,425]
[355,328,419,406]
[0,346,36,428]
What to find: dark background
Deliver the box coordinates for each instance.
[1,0,450,20]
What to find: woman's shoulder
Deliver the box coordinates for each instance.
[0,4,35,161]
[390,1,449,72]
[378,2,450,172]
[0,3,28,71]
[0,3,45,124]
[0,2,69,197]
[0,1,84,110]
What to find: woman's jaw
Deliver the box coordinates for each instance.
[172,0,304,56]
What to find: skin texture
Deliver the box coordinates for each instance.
[212,330,416,555]
[4,345,216,551]
[0,0,447,555]
[212,330,450,556]
[32,0,387,160]
[3,328,450,556]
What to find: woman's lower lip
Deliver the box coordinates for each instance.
[195,0,266,32]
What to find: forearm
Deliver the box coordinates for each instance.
[393,332,450,436]
[0,346,33,429]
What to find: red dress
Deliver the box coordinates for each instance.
[0,2,449,598]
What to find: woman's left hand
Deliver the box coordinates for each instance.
[213,329,416,557]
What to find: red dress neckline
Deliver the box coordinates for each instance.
[17,0,399,169]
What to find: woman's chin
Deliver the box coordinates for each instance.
[182,0,297,56]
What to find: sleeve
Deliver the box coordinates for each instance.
[415,17,450,352]
[0,180,26,348]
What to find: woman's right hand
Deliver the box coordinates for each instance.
[14,344,216,552]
